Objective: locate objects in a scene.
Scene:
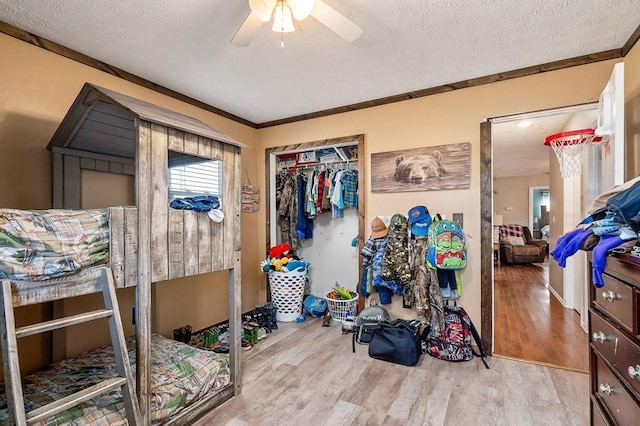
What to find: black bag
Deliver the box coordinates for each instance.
[367,319,427,366]
[352,300,391,352]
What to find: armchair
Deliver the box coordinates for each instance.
[499,225,548,265]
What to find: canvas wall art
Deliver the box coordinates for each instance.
[371,142,470,193]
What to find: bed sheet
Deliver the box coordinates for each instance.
[0,334,230,425]
[0,209,109,281]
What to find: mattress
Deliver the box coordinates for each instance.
[0,209,109,281]
[0,334,230,425]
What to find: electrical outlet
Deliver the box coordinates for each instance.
[453,213,463,228]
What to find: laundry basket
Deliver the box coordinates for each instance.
[268,267,307,322]
[325,291,358,322]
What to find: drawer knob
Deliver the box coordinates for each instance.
[629,365,640,380]
[601,290,616,302]
[599,383,613,396]
[592,331,607,343]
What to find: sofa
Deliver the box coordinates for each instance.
[499,224,548,265]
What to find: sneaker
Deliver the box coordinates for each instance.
[212,342,229,354]
[241,338,252,350]
[257,327,268,341]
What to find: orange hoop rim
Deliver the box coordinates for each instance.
[544,128,602,146]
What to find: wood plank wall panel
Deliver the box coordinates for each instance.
[150,124,169,283]
[80,157,95,170]
[183,211,199,276]
[198,136,212,159]
[52,152,63,208]
[183,133,199,156]
[210,140,223,161]
[168,128,185,152]
[222,144,236,269]
[231,147,241,253]
[211,219,224,272]
[62,155,81,209]
[136,120,152,424]
[109,207,125,287]
[95,160,110,172]
[197,213,212,273]
[168,210,185,279]
[123,207,138,287]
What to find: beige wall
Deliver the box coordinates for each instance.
[493,174,549,226]
[255,52,640,330]
[0,33,260,366]
[1,31,639,370]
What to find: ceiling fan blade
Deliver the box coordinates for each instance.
[310,0,362,42]
[231,12,264,47]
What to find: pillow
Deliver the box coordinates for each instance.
[499,224,524,240]
[504,236,526,246]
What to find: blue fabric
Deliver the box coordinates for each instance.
[591,235,625,288]
[550,228,594,268]
[377,286,392,304]
[295,175,313,240]
[586,180,640,234]
[170,195,219,212]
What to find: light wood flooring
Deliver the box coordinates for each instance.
[493,260,589,372]
[195,318,589,426]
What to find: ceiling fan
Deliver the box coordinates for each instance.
[231,0,362,47]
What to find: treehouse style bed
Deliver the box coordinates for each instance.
[0,83,245,425]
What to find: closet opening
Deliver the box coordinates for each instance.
[265,135,365,309]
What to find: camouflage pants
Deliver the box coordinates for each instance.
[410,238,445,335]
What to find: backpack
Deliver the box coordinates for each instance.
[427,304,489,369]
[427,214,467,270]
[351,300,391,351]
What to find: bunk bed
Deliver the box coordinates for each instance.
[0,83,245,425]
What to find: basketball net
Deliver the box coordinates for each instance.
[544,129,601,179]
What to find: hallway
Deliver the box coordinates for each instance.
[493,261,589,372]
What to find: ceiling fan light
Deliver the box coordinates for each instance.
[272,1,295,33]
[249,0,277,22]
[288,0,314,20]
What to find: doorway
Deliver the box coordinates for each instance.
[264,134,366,307]
[481,104,597,371]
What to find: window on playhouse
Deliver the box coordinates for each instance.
[168,151,222,200]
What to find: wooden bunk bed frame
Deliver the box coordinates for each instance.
[43,83,245,425]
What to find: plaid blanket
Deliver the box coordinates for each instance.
[499,224,524,239]
[0,209,109,281]
[0,334,230,425]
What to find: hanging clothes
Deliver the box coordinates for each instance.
[296,173,313,240]
[342,169,358,209]
[410,237,445,335]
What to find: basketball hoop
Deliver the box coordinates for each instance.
[544,128,602,178]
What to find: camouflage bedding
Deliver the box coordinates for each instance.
[0,209,109,281]
[0,334,231,425]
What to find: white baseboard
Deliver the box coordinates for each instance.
[548,285,567,307]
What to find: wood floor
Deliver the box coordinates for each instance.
[493,260,589,372]
[195,318,589,426]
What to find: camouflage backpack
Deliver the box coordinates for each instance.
[381,214,411,285]
[426,214,467,270]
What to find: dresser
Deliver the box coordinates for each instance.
[589,253,640,425]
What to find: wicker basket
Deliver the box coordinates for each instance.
[325,292,358,322]
[268,268,307,322]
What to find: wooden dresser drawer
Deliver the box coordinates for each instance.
[591,395,612,426]
[591,310,640,399]
[594,354,640,425]
[594,273,638,335]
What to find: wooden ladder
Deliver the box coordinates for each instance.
[0,267,142,425]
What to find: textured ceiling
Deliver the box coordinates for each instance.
[1,0,639,125]
[0,0,637,178]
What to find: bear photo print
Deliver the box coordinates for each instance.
[370,142,470,193]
